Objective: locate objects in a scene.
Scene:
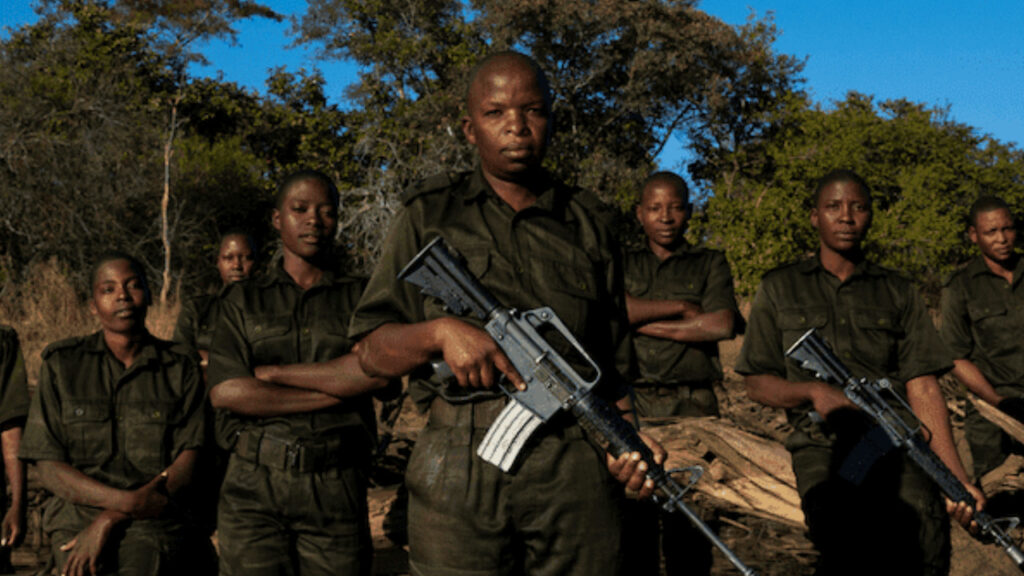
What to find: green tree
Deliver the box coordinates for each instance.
[294,0,803,267]
[700,92,1024,298]
[0,1,169,293]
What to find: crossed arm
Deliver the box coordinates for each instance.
[36,449,197,576]
[626,294,736,343]
[209,351,391,417]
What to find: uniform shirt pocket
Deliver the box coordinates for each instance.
[777,305,829,348]
[124,401,176,476]
[851,307,903,370]
[247,314,293,363]
[532,256,600,335]
[63,401,112,466]
[966,301,1013,355]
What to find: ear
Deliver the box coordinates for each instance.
[968,225,978,245]
[271,208,281,232]
[89,299,98,317]
[635,203,643,224]
[810,207,820,230]
[462,115,476,146]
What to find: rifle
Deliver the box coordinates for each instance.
[786,328,1024,570]
[399,236,758,576]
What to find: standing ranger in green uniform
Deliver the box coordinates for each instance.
[208,170,389,576]
[0,325,30,572]
[735,169,981,576]
[348,51,664,576]
[174,229,259,536]
[174,229,258,373]
[19,252,215,576]
[622,171,740,575]
[940,196,1024,482]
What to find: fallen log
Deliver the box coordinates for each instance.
[641,416,804,528]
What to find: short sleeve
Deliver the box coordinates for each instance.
[207,290,254,388]
[0,328,30,428]
[896,284,953,382]
[173,298,201,351]
[348,207,427,339]
[170,355,206,454]
[734,280,786,378]
[19,356,68,463]
[938,279,973,360]
[700,251,740,316]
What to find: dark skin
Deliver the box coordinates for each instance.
[356,53,665,495]
[194,234,257,377]
[627,179,736,342]
[36,259,199,576]
[0,425,25,549]
[743,180,983,531]
[951,208,1019,409]
[208,179,389,416]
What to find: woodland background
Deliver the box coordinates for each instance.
[2,1,1024,574]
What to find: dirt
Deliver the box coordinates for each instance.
[362,370,1024,576]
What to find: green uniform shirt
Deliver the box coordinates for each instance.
[625,243,739,385]
[735,255,952,448]
[208,261,374,445]
[0,325,30,428]
[348,168,632,406]
[173,285,231,354]
[940,255,1024,388]
[19,331,206,533]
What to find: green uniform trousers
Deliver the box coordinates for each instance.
[216,453,372,576]
[405,399,622,576]
[623,385,719,576]
[793,438,949,576]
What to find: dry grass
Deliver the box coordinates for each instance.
[1,258,179,390]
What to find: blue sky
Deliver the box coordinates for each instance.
[3,0,1022,171]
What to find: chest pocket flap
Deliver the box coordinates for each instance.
[852,307,903,334]
[247,314,291,343]
[542,259,599,301]
[64,401,112,465]
[967,301,1008,322]
[125,401,176,476]
[777,306,828,331]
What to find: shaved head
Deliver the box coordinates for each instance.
[466,51,552,112]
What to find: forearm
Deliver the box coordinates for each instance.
[208,377,339,416]
[625,294,700,326]
[635,309,736,342]
[744,373,818,409]
[1,427,25,510]
[356,321,447,378]
[950,358,1003,406]
[162,450,197,496]
[35,460,135,514]
[256,353,390,398]
[906,375,972,485]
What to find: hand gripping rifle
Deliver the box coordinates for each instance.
[399,237,758,576]
[786,328,1024,571]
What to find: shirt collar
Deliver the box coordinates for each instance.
[798,253,886,278]
[84,330,161,367]
[257,251,342,289]
[966,254,1024,279]
[461,166,563,215]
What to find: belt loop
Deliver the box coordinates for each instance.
[286,440,302,471]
